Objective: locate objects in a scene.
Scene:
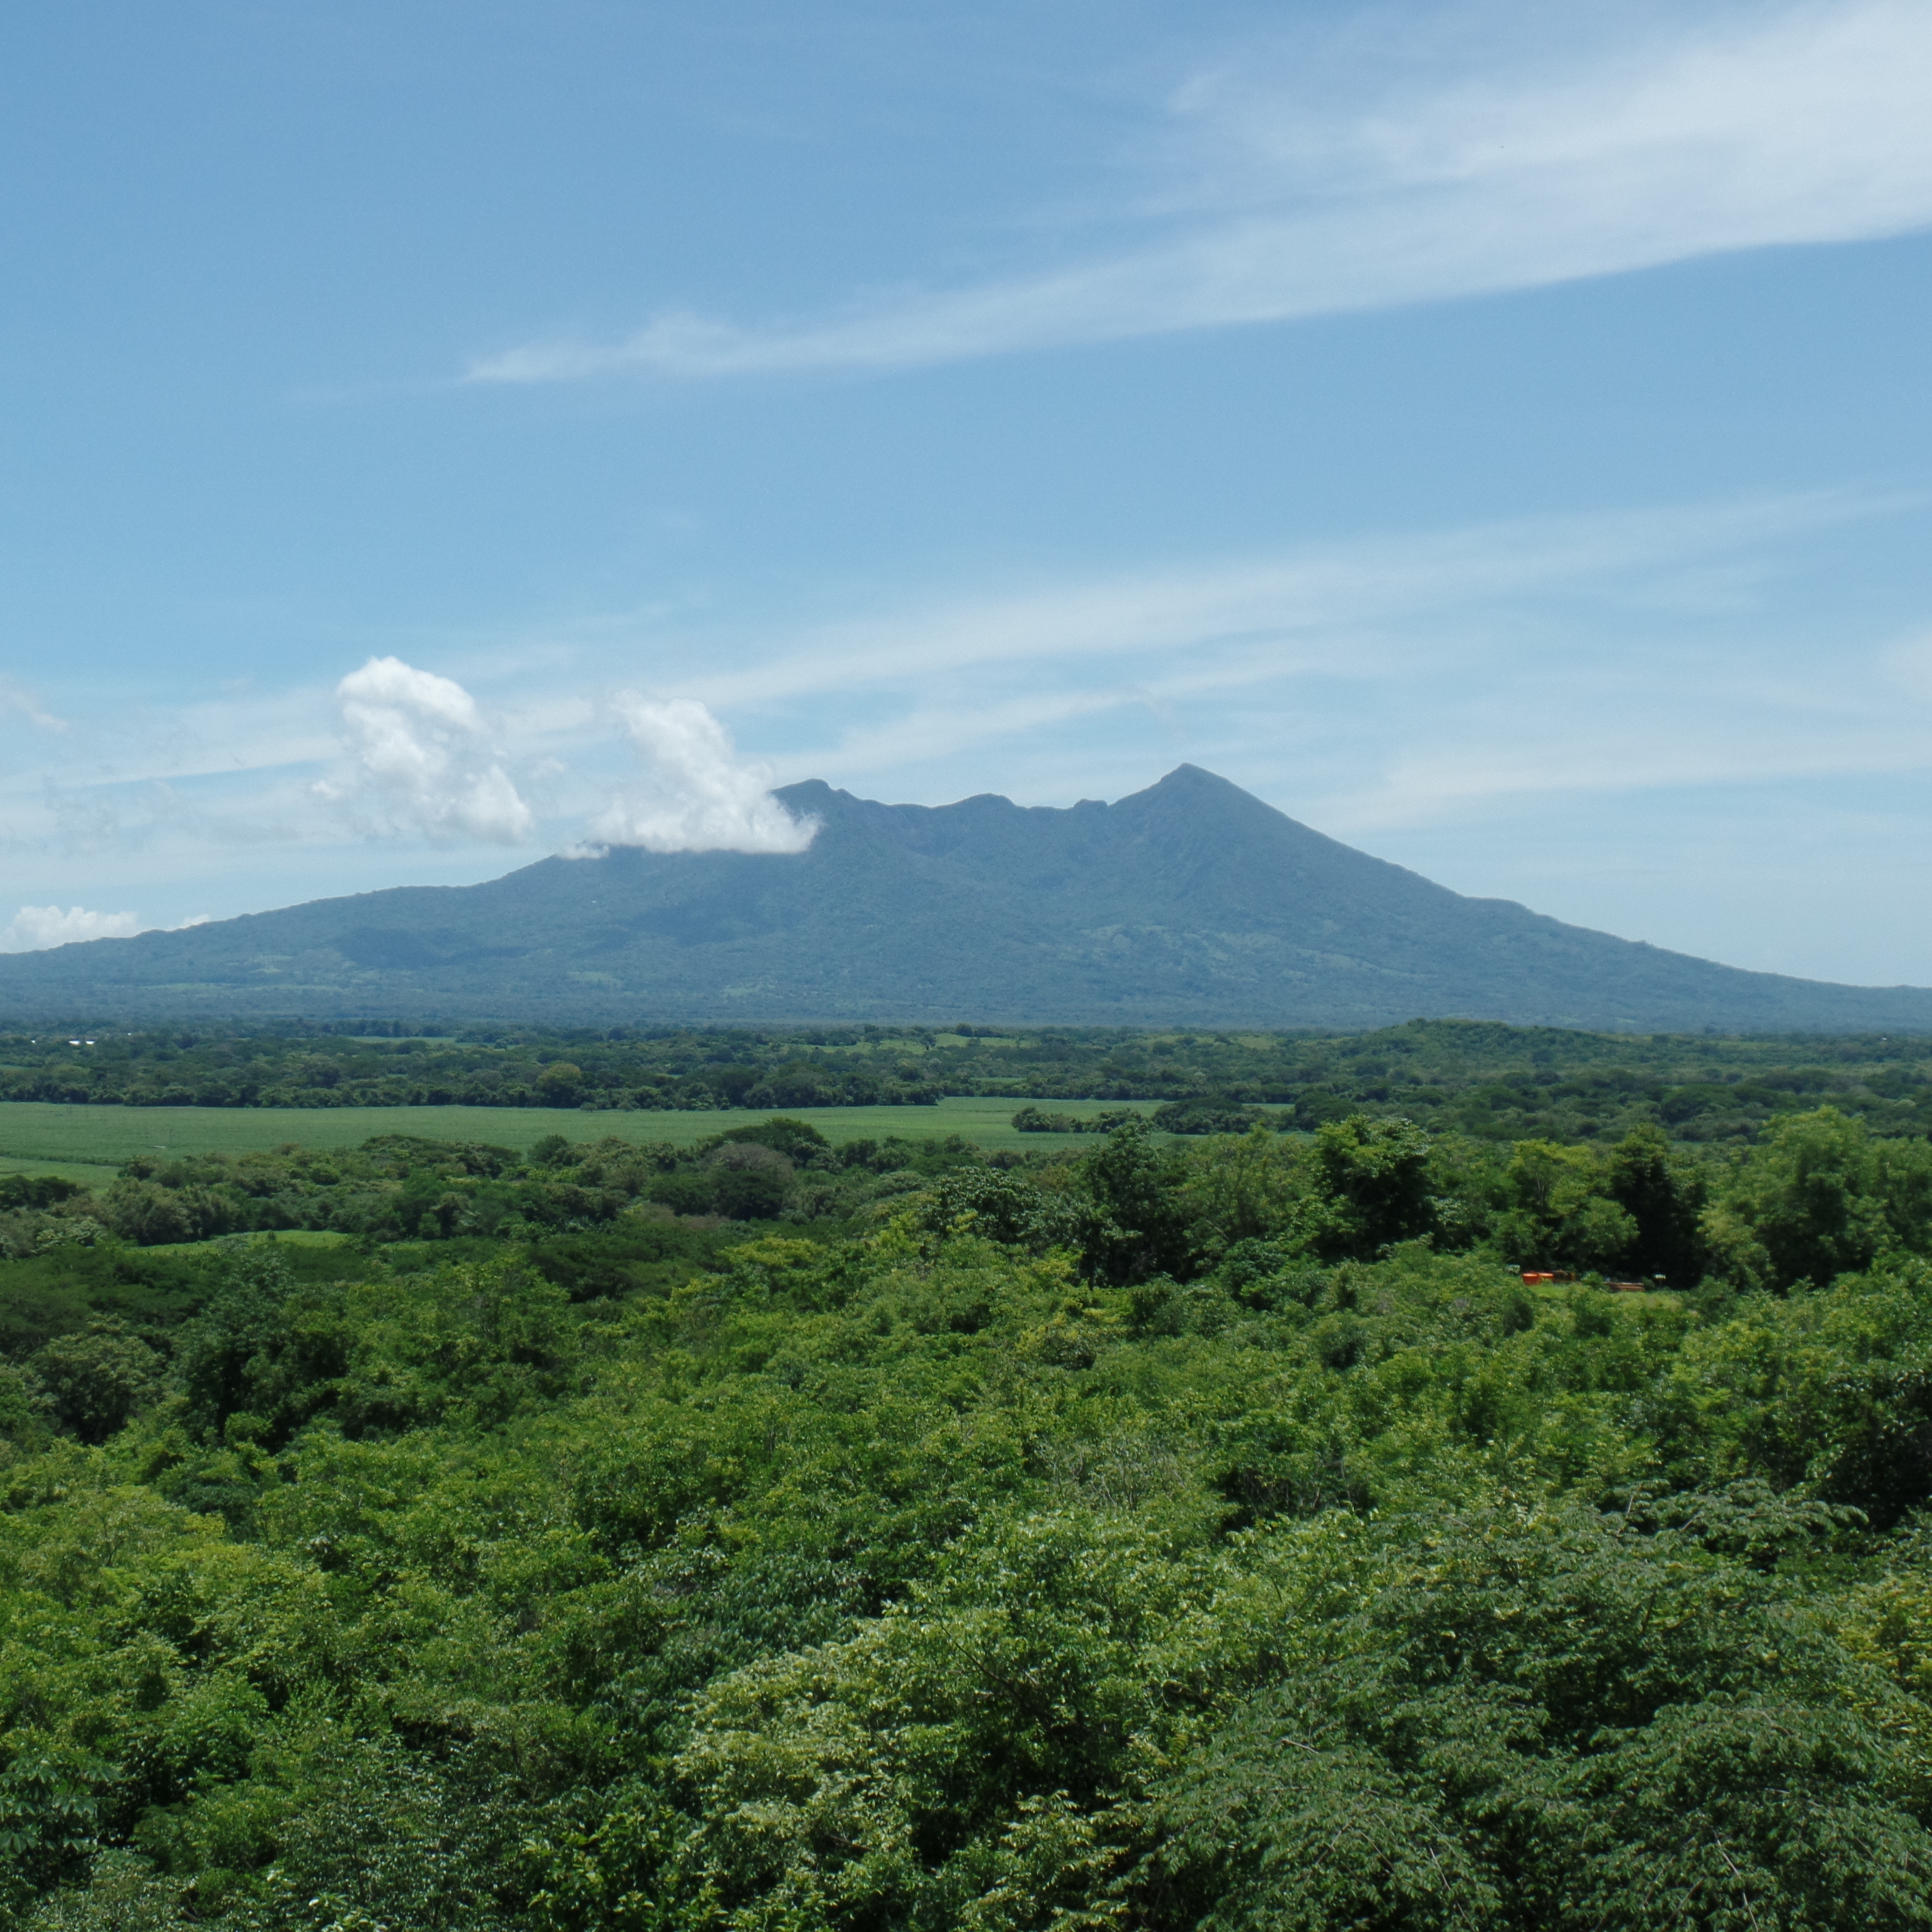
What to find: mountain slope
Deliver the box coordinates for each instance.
[3,765,1929,1029]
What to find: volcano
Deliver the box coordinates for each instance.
[4,765,1929,1031]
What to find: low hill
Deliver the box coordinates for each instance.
[3,764,1929,1029]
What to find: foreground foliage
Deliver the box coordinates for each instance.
[5,1107,1932,1927]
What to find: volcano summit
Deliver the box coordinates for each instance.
[5,766,1929,1030]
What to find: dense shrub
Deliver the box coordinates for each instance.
[3,1111,1932,1926]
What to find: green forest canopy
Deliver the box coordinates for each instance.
[5,1096,1932,1925]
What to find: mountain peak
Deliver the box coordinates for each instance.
[2,767,1929,1031]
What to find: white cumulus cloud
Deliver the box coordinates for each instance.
[323,656,535,845]
[592,695,818,853]
[1,905,141,952]
[468,0,1932,382]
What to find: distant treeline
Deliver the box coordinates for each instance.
[5,1019,1932,1143]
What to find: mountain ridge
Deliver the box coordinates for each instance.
[3,764,1929,1030]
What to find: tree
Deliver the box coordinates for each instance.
[1702,1108,1932,1291]
[1179,1126,1300,1255]
[28,1321,164,1444]
[98,1178,196,1247]
[1298,1115,1437,1260]
[536,1062,585,1104]
[1491,1139,1636,1272]
[705,1143,794,1220]
[1605,1122,1706,1283]
[172,1245,322,1444]
[1075,1122,1198,1285]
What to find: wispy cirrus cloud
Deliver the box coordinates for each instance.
[692,489,1894,712]
[0,677,68,733]
[601,486,1930,840]
[467,1,1932,384]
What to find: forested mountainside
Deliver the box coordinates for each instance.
[5,1104,1932,1926]
[11,1017,1932,1145]
[5,767,1931,1029]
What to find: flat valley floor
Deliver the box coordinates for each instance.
[0,1095,1156,1186]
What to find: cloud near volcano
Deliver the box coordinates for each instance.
[591,695,817,854]
[321,656,534,845]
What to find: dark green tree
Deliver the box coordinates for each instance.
[28,1321,164,1444]
[1075,1121,1198,1284]
[1605,1122,1707,1283]
[1300,1114,1437,1259]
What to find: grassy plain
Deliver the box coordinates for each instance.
[0,1096,1154,1175]
[0,1155,128,1184]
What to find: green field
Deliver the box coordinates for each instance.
[0,1096,1154,1175]
[0,1154,129,1185]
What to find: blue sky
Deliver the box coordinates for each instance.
[4,0,1932,984]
